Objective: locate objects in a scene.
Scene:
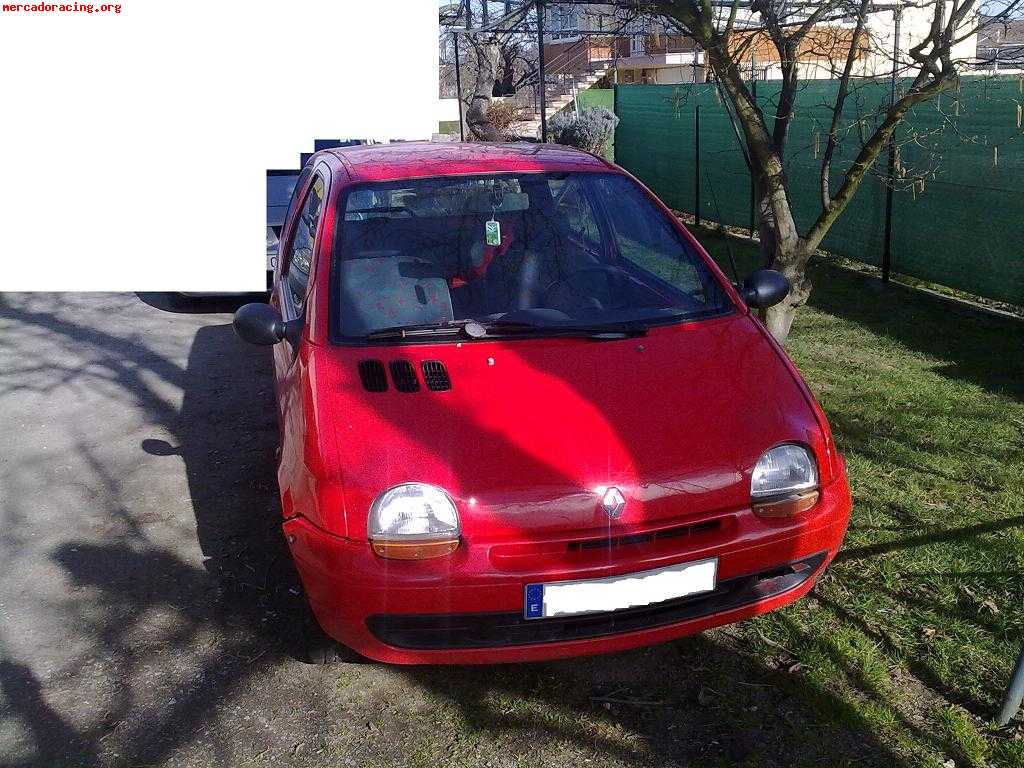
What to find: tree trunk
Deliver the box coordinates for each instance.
[754,174,779,267]
[466,36,502,141]
[745,155,810,346]
[495,46,516,96]
[763,241,813,343]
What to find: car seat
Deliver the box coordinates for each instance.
[337,254,453,336]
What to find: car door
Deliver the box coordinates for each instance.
[272,170,327,520]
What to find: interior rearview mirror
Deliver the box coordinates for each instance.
[233,302,297,346]
[742,269,790,309]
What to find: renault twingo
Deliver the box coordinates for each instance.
[234,142,851,664]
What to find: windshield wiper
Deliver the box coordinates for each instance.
[364,318,648,342]
[364,319,479,340]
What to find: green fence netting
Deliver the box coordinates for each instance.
[612,78,1024,306]
[576,88,616,161]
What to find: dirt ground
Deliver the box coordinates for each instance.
[0,292,911,768]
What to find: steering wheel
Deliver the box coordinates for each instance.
[540,264,628,310]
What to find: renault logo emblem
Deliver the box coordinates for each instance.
[600,487,626,518]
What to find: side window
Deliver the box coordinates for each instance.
[549,176,603,253]
[283,175,325,316]
[281,166,312,234]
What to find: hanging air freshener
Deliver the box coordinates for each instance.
[485,216,501,246]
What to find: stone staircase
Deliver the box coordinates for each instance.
[509,64,611,140]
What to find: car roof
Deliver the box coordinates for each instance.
[323,141,615,184]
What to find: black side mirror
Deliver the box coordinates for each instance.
[233,302,300,346]
[742,269,790,309]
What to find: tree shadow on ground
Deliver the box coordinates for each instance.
[400,628,915,768]
[805,262,1024,402]
[0,296,318,767]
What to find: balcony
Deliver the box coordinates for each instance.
[615,50,704,69]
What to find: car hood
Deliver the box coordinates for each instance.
[308,314,826,541]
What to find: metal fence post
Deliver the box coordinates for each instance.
[998,645,1024,727]
[749,53,758,237]
[452,30,465,142]
[538,0,548,143]
[612,82,619,156]
[694,101,701,226]
[881,7,902,283]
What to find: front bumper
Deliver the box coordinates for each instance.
[368,551,827,649]
[284,476,851,664]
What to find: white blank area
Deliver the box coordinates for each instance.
[0,1,438,290]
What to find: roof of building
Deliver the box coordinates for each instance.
[325,141,614,183]
[977,17,1024,47]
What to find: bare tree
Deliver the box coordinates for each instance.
[441,1,539,140]
[466,32,506,139]
[567,1,1020,342]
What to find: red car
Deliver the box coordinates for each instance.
[234,142,851,665]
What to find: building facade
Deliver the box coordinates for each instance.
[542,2,979,85]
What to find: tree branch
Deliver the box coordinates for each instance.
[805,77,955,253]
[820,0,870,211]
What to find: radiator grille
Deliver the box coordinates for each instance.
[566,519,722,552]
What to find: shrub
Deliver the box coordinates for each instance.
[485,100,529,140]
[548,106,619,155]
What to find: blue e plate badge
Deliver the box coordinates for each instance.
[524,583,544,619]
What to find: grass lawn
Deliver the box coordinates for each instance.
[693,230,1024,767]
[334,235,1023,768]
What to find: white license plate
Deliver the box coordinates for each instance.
[523,557,718,619]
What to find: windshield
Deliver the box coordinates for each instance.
[331,172,732,340]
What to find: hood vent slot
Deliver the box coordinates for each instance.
[389,360,420,393]
[421,360,451,392]
[358,360,388,392]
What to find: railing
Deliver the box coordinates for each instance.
[545,36,601,95]
[620,37,699,62]
[509,37,611,118]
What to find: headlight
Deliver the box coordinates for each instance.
[368,483,460,559]
[750,444,819,517]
